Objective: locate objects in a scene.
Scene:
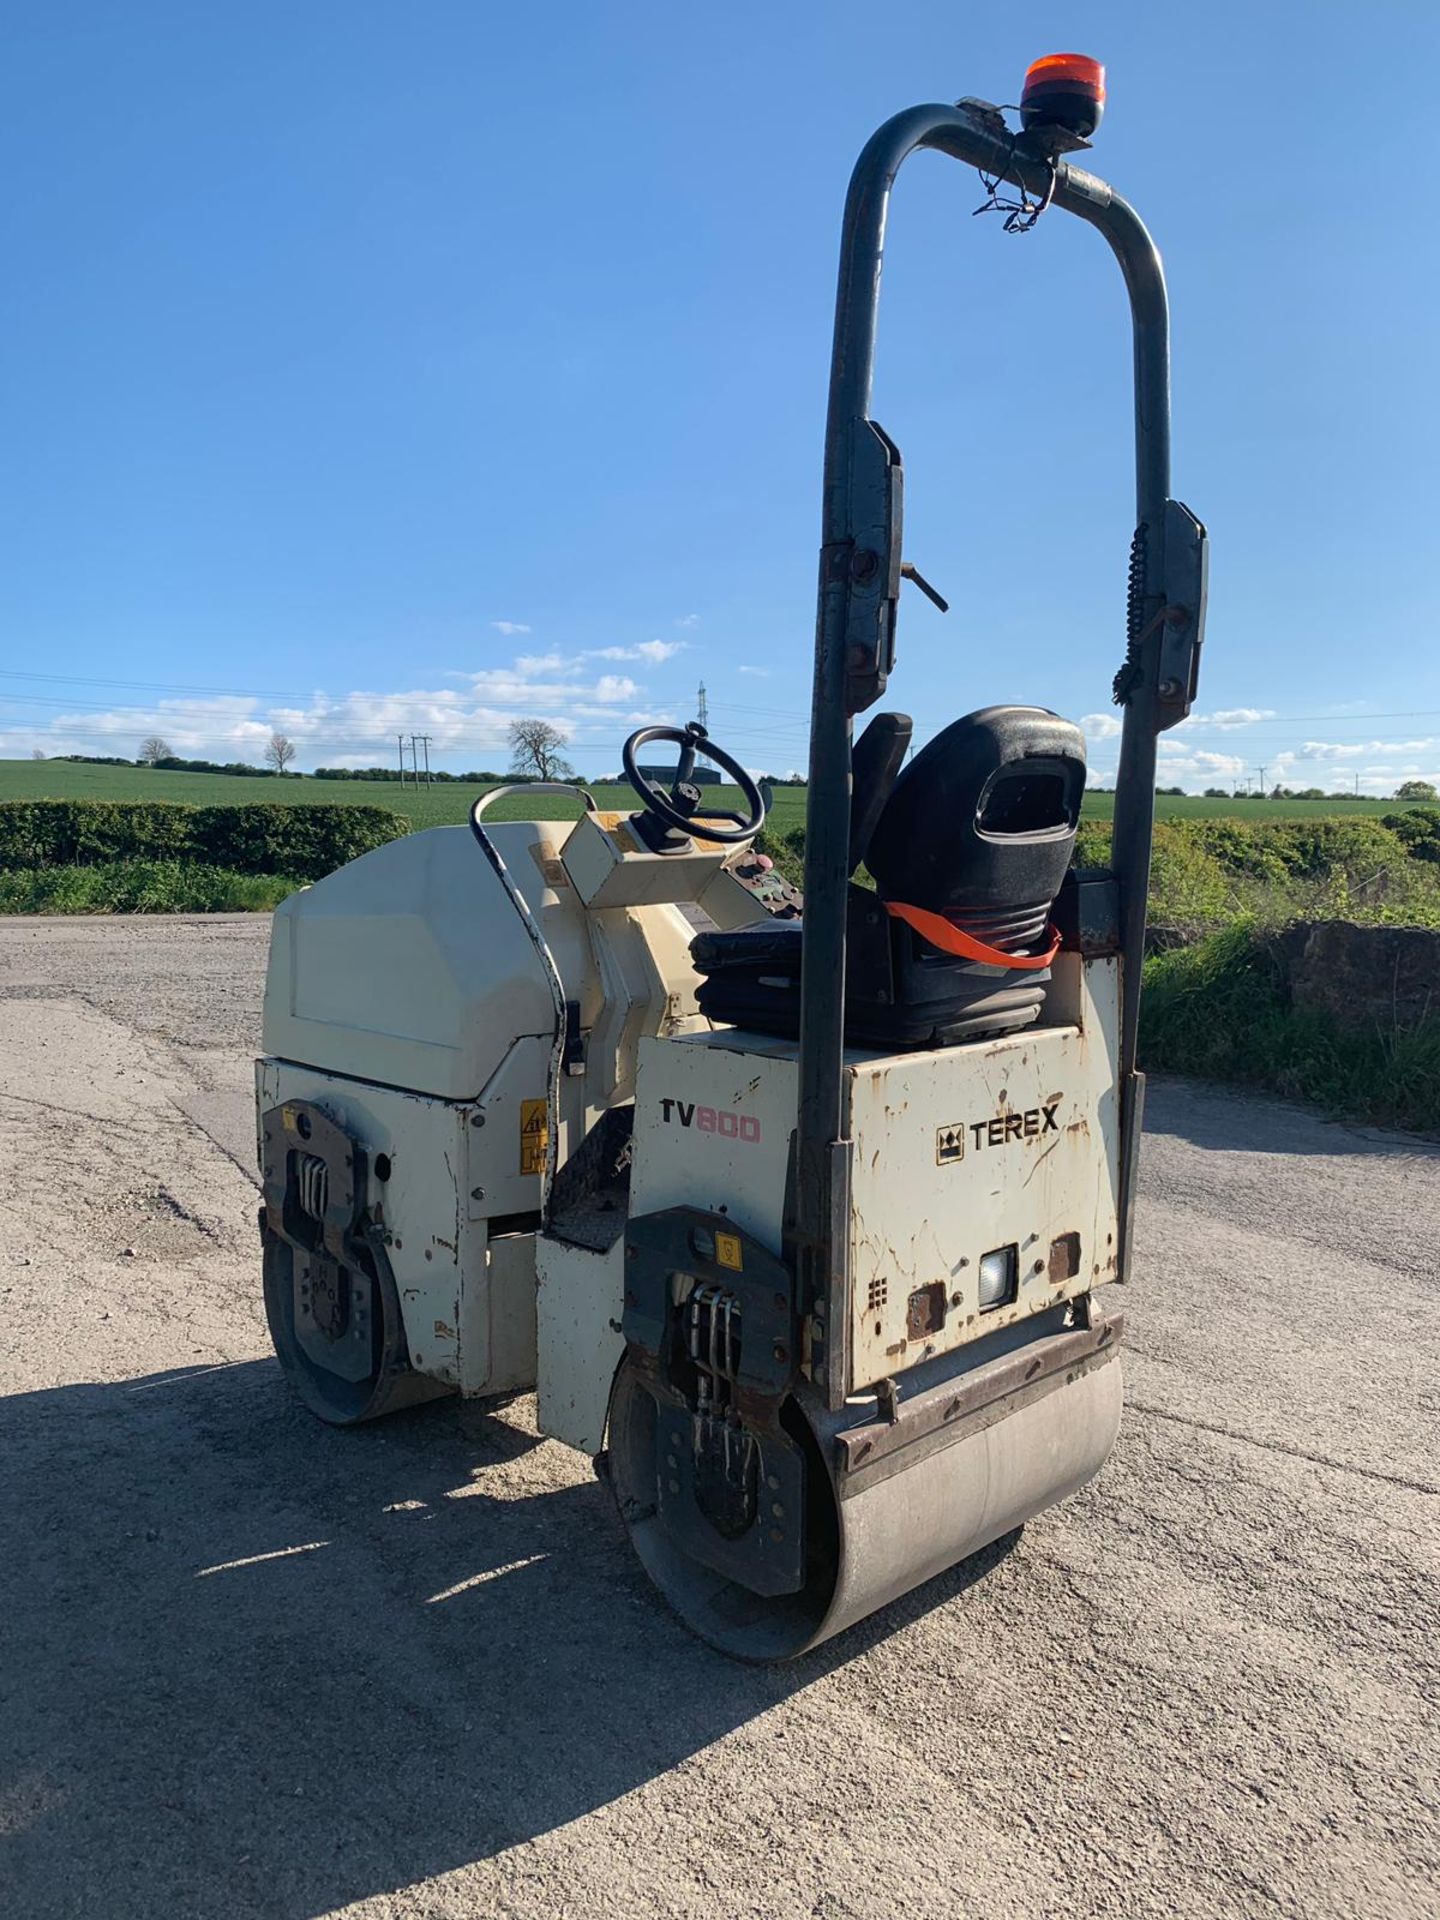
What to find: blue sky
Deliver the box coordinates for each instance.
[2,1,1437,793]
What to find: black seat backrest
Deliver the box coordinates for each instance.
[865,706,1085,916]
[848,711,912,875]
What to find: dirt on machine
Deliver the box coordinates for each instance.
[254,54,1207,1659]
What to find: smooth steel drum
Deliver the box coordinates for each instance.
[609,1335,1123,1661]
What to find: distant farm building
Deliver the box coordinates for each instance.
[636,762,720,786]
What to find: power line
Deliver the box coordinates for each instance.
[0,684,666,732]
[5,662,1440,731]
[0,668,815,727]
[0,667,317,699]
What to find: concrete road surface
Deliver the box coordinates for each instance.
[0,915,1435,1920]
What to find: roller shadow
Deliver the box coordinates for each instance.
[0,1358,1017,1920]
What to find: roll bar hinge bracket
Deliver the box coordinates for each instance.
[1113,498,1208,731]
[1154,500,1208,731]
[836,419,905,715]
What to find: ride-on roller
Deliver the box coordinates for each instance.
[256,57,1206,1658]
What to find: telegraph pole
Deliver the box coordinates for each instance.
[1257,764,1268,798]
[696,680,709,730]
[396,733,433,786]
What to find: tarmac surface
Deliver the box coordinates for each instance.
[1,913,1436,1920]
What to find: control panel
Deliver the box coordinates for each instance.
[725,850,802,920]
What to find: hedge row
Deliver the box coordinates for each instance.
[0,800,407,881]
[1074,809,1440,877]
[1076,811,1440,933]
[0,859,300,914]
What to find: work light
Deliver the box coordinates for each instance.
[978,1245,1019,1311]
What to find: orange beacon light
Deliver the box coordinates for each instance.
[1019,53,1106,141]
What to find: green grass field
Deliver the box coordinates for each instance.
[0,758,806,833]
[0,758,1417,830]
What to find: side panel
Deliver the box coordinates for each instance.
[468,1033,563,1220]
[534,1236,625,1454]
[255,1059,539,1395]
[628,1032,799,1254]
[846,958,1120,1390]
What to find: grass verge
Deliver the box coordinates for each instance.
[0,859,300,914]
[1141,921,1440,1135]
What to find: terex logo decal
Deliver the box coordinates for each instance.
[659,1098,761,1144]
[971,1101,1060,1150]
[937,1101,1061,1162]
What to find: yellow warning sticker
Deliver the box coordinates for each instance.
[715,1230,743,1272]
[519,1098,549,1176]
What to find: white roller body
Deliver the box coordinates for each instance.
[257,809,1127,1657]
[262,822,594,1101]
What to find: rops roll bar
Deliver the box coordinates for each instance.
[790,101,1208,1410]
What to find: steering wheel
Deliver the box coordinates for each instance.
[621,722,766,845]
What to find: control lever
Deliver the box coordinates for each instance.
[900,561,949,613]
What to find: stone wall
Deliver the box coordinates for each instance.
[1276,920,1440,1033]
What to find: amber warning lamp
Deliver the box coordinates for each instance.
[1019,53,1106,141]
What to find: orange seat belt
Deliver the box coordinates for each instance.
[883,900,1063,970]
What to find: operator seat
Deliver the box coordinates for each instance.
[691,706,1086,1048]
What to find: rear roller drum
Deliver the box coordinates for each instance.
[608,1344,1123,1661]
[262,1227,452,1426]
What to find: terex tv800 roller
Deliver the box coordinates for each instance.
[255,55,1207,1657]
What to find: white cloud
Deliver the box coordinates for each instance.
[1303,741,1365,761]
[6,650,659,767]
[1302,736,1439,761]
[1173,707,1277,734]
[676,614,700,630]
[490,620,531,636]
[1080,726,1440,794]
[37,695,272,757]
[511,652,572,679]
[738,665,772,679]
[1153,744,1249,780]
[587,640,685,664]
[1080,711,1122,742]
[591,675,640,704]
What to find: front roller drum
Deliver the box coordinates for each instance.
[609,1328,1123,1660]
[262,1227,452,1426]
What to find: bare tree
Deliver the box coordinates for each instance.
[507,718,573,781]
[265,733,297,775]
[30,747,46,760]
[140,736,172,765]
